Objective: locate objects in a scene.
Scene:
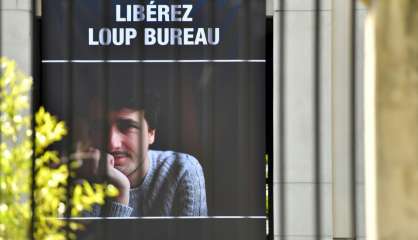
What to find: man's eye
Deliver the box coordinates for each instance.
[116,120,140,133]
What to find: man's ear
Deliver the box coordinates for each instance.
[148,129,155,145]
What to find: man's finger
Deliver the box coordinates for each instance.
[71,148,100,161]
[73,148,101,179]
[107,154,115,168]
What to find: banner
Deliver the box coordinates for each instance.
[42,0,266,239]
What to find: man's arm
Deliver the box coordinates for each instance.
[81,201,133,218]
[173,157,207,216]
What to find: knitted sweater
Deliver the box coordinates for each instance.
[88,150,207,217]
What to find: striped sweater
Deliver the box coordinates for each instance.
[89,150,207,217]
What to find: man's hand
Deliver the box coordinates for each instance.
[74,148,130,205]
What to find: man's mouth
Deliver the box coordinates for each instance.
[110,151,130,165]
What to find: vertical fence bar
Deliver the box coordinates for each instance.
[30,0,39,238]
[100,1,110,239]
[64,0,74,237]
[331,0,355,238]
[266,13,274,240]
[351,2,358,239]
[134,3,145,239]
[273,0,285,238]
[314,0,322,239]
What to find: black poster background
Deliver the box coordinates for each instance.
[42,0,266,239]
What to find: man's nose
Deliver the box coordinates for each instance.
[108,126,123,149]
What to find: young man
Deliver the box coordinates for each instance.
[78,93,207,217]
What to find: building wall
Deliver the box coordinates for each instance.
[272,0,367,239]
[0,0,31,74]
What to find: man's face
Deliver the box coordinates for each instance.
[106,108,155,176]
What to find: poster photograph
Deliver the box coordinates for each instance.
[42,0,266,239]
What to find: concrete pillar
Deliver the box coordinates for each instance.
[0,0,32,74]
[365,1,418,239]
[266,0,273,17]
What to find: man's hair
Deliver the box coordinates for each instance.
[108,90,160,130]
[83,65,160,130]
[106,70,160,130]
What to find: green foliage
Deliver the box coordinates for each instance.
[33,107,119,240]
[0,57,118,240]
[0,57,32,240]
